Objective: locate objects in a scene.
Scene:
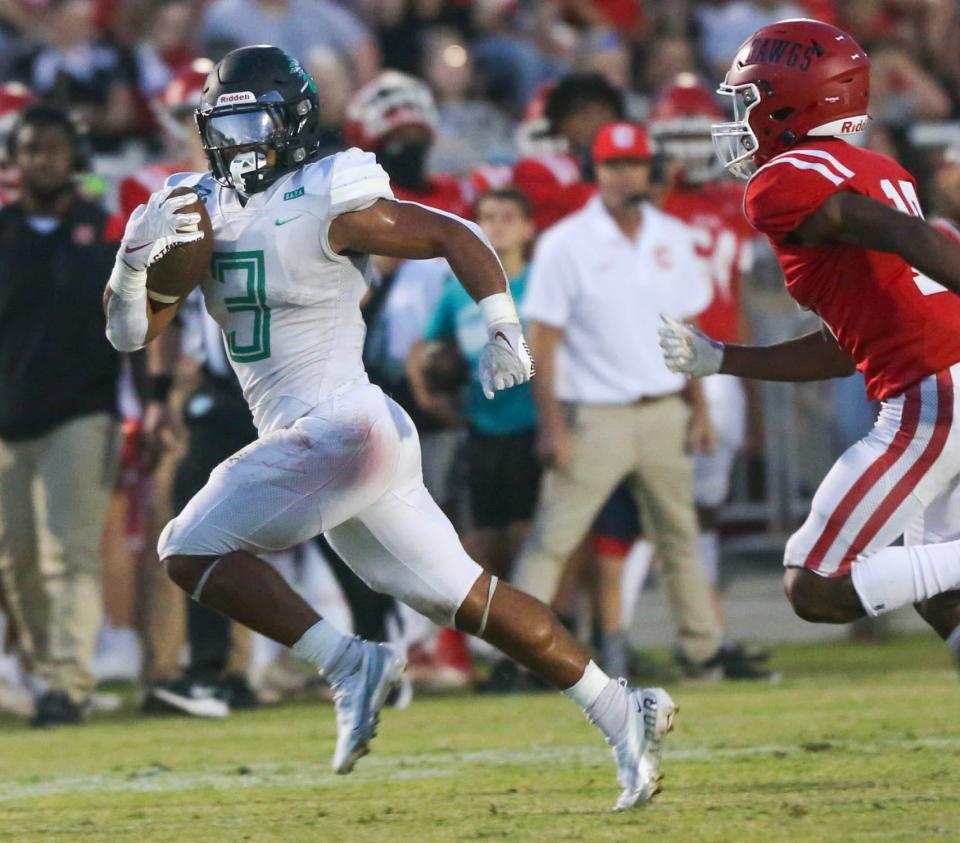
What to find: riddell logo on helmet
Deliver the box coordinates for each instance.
[215,91,256,106]
[841,119,866,133]
[745,38,822,71]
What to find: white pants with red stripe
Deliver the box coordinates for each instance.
[785,365,960,577]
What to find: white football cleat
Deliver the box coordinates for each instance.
[611,685,677,811]
[330,642,406,774]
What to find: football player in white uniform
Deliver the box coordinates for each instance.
[103,46,676,810]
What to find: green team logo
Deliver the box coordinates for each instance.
[211,250,271,362]
[288,58,318,94]
[283,187,304,201]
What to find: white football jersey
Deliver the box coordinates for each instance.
[165,148,393,434]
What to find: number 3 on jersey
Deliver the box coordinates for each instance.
[211,250,272,362]
[880,179,947,297]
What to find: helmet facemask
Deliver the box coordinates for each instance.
[197,96,315,194]
[711,82,762,179]
[652,116,724,185]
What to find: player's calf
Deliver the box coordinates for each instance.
[783,567,866,624]
[454,572,678,810]
[163,551,321,647]
[455,572,584,688]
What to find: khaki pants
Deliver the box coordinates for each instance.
[0,412,119,702]
[513,396,722,664]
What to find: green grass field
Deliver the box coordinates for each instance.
[1,634,958,842]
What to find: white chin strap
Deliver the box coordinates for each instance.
[229,150,268,194]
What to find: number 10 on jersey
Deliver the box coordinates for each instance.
[880,179,948,297]
[212,250,272,362]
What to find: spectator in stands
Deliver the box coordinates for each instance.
[640,34,699,95]
[305,48,352,159]
[0,106,120,726]
[407,188,538,579]
[575,28,631,91]
[202,0,379,83]
[132,0,197,101]
[513,121,725,674]
[10,0,138,152]
[867,39,952,127]
[513,71,624,231]
[422,27,516,175]
[694,0,805,79]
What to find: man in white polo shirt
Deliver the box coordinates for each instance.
[515,122,724,669]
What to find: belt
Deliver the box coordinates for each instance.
[629,390,680,405]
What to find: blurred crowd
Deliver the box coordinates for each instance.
[2,0,960,725]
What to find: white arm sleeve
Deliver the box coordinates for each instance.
[105,254,149,352]
[106,289,149,352]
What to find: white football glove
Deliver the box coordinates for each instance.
[119,186,204,275]
[479,321,535,399]
[658,313,724,377]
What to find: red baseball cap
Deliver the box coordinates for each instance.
[593,122,651,163]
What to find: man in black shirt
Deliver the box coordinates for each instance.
[0,106,120,726]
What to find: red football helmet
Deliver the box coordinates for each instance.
[163,58,214,115]
[712,18,870,178]
[0,82,37,163]
[344,70,437,152]
[154,58,214,142]
[649,73,724,184]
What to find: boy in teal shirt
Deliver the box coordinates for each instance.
[408,188,538,577]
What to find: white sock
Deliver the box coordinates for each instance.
[290,620,360,685]
[564,660,627,742]
[851,539,960,617]
[698,530,720,587]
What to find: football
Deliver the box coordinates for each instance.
[145,187,214,304]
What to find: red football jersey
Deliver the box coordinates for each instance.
[662,180,754,344]
[470,162,514,197]
[745,138,960,401]
[393,173,475,220]
[105,161,186,239]
[512,152,595,231]
[930,215,960,245]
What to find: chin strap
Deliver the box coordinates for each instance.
[476,575,499,638]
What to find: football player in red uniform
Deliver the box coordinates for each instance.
[660,18,960,659]
[0,83,37,207]
[345,70,474,218]
[114,59,213,223]
[650,73,757,597]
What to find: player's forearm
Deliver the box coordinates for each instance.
[104,285,179,350]
[720,329,856,382]
[887,218,960,297]
[331,200,509,301]
[797,193,960,296]
[148,324,180,376]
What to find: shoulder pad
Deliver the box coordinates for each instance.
[326,147,394,217]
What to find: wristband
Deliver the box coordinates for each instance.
[478,292,519,328]
[108,251,148,300]
[146,374,174,403]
